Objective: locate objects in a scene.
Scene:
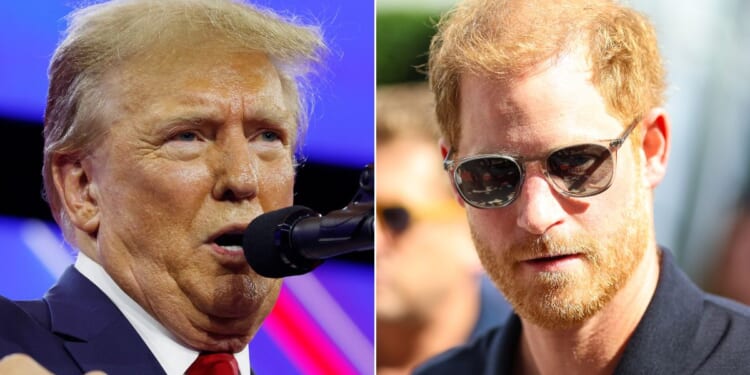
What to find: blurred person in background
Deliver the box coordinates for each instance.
[376,82,510,375]
[711,184,750,306]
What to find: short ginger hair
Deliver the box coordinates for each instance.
[428,0,665,149]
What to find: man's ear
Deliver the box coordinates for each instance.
[639,108,671,189]
[439,138,466,207]
[51,154,100,235]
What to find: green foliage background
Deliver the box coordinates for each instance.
[376,11,439,85]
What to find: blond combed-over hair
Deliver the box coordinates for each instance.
[43,0,325,232]
[428,0,665,150]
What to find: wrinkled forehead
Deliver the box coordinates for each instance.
[114,46,275,91]
[90,45,298,138]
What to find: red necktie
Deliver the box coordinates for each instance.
[186,352,240,375]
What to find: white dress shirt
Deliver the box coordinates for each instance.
[75,252,252,375]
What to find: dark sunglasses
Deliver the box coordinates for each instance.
[443,119,640,209]
[378,201,464,235]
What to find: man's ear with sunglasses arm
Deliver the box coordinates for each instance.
[639,108,671,190]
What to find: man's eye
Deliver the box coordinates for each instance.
[260,131,281,142]
[171,131,200,142]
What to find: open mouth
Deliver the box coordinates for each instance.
[214,232,244,250]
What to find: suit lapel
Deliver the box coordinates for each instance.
[44,266,165,375]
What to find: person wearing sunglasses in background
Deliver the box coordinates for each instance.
[375,83,510,375]
[416,0,750,374]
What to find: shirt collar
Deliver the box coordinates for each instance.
[74,252,251,375]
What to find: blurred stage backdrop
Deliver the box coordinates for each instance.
[0,1,374,374]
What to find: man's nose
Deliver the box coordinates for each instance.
[514,171,565,235]
[212,131,258,202]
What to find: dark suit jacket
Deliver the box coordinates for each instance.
[415,250,750,374]
[0,266,165,374]
[467,276,512,341]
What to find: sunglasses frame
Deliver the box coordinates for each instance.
[443,118,641,209]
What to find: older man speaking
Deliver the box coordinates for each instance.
[0,0,324,374]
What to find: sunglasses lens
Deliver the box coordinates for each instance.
[547,144,614,196]
[453,157,521,208]
[381,206,410,234]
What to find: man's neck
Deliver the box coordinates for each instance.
[377,277,481,375]
[74,252,252,374]
[516,247,661,375]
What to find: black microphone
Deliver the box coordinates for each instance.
[243,164,373,278]
[243,203,374,278]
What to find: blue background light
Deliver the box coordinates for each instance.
[0,0,373,167]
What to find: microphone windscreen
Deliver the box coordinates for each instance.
[243,205,320,278]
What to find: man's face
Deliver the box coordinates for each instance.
[376,139,476,321]
[455,51,651,329]
[82,49,294,351]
